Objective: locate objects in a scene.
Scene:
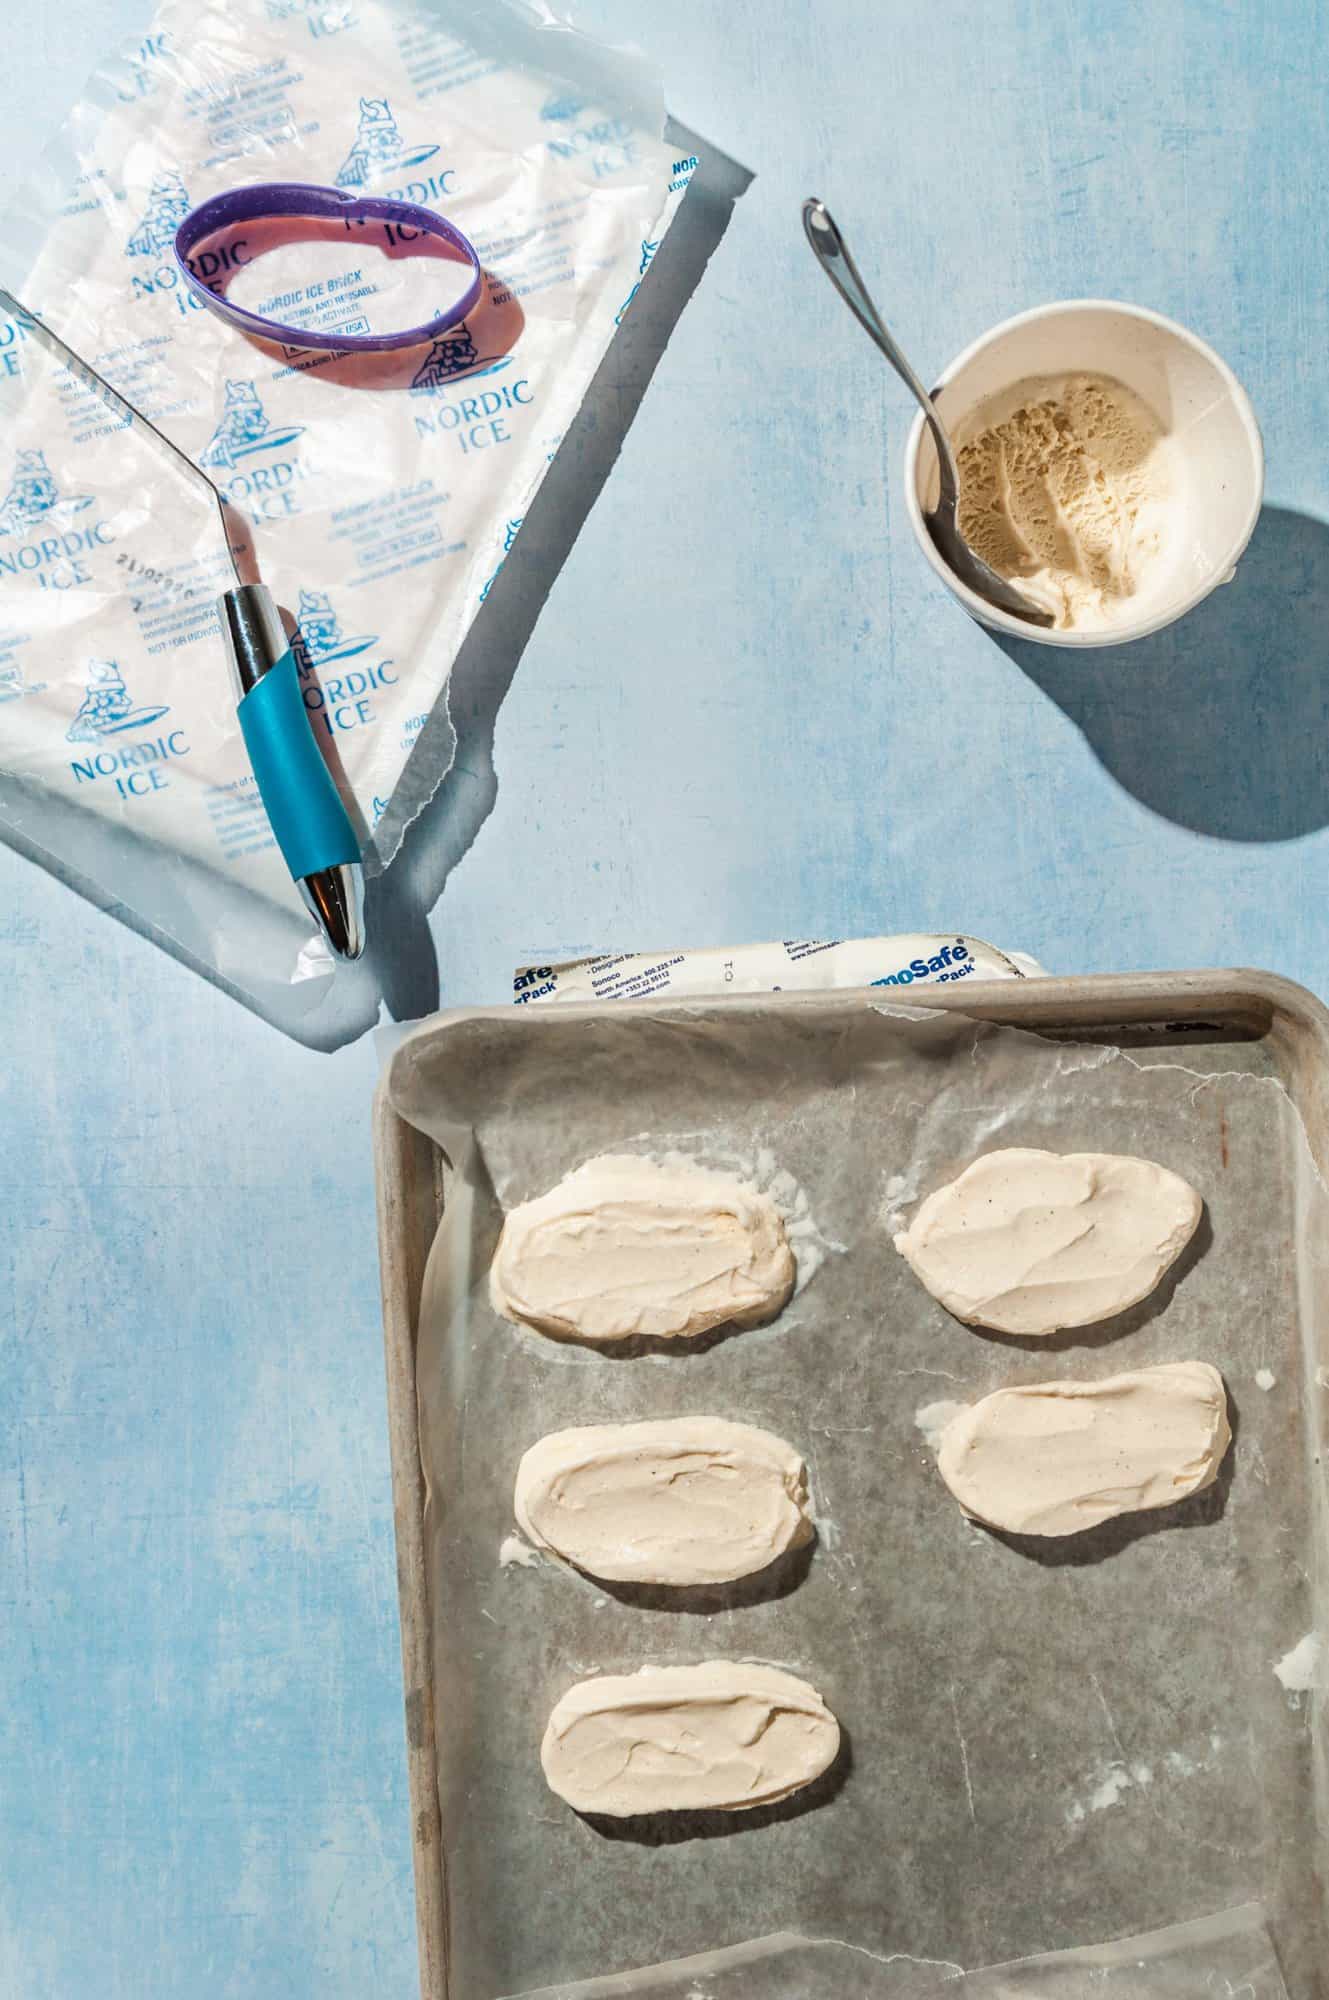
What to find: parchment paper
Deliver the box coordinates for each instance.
[503,1902,1287,2000]
[387,1000,1328,2000]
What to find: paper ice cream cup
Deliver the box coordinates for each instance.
[904,299,1264,648]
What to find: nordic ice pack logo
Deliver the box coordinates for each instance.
[0,449,94,537]
[410,321,481,393]
[66,658,169,744]
[199,381,305,473]
[335,97,438,188]
[295,588,377,665]
[126,169,190,259]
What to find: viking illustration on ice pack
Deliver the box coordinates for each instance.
[66,658,169,744]
[199,382,304,473]
[0,448,94,537]
[335,97,438,188]
[126,169,190,258]
[295,589,376,666]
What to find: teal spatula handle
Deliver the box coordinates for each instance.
[236,647,360,881]
[218,581,365,958]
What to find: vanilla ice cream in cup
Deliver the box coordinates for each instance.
[904,300,1263,647]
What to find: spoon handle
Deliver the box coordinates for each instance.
[802,198,959,512]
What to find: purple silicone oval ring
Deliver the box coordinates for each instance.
[173,181,483,354]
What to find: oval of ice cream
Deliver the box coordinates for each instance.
[490,1155,796,1344]
[540,1662,840,1816]
[893,1148,1202,1335]
[514,1417,812,1585]
[936,1361,1231,1537]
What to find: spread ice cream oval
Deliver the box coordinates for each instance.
[540,1662,841,1815]
[893,1147,1202,1335]
[490,1155,796,1344]
[513,1417,812,1584]
[936,1361,1231,1536]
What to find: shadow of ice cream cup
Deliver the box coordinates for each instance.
[904,298,1264,648]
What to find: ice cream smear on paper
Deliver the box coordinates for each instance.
[498,1533,541,1569]
[955,373,1183,630]
[1274,1632,1321,1692]
[915,1399,966,1452]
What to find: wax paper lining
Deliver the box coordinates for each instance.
[387,999,1328,2000]
[501,1902,1287,2000]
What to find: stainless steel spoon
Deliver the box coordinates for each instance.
[802,199,1055,629]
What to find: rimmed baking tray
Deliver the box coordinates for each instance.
[373,971,1329,2000]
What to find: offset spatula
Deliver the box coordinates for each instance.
[0,288,365,958]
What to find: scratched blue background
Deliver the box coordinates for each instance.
[5,1,1329,1994]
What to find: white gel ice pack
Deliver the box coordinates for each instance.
[0,0,694,999]
[512,934,1045,1004]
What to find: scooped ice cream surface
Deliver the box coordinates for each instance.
[956,373,1180,630]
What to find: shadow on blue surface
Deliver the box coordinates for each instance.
[366,124,754,1029]
[996,505,1329,842]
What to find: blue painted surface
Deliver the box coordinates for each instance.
[5,0,1329,1992]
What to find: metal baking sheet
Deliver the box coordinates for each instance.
[374,974,1329,2000]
